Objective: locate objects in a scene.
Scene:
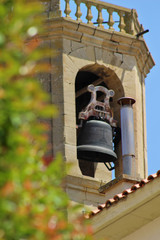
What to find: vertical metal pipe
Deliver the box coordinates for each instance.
[118,97,136,176]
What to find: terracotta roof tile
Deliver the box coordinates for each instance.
[122,188,132,196]
[130,183,141,191]
[147,174,156,180]
[139,179,147,187]
[156,170,160,176]
[97,204,105,210]
[87,170,160,218]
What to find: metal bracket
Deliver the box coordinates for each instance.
[136,29,149,38]
[104,162,115,171]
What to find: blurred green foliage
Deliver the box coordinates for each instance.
[0,0,93,239]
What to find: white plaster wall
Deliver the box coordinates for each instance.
[122,216,160,240]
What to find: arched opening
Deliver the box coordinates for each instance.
[75,63,124,178]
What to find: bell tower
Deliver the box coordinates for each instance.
[42,0,154,207]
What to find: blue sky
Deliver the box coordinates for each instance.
[61,0,160,175]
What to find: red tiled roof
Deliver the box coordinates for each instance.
[87,170,160,218]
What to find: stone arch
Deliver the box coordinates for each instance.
[75,63,124,177]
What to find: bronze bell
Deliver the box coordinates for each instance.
[77,119,117,163]
[77,85,117,165]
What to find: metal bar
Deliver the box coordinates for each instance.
[76,78,103,98]
[93,20,120,24]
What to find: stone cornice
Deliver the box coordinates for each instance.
[45,17,155,78]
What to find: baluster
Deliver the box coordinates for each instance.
[96,5,104,28]
[107,8,114,30]
[130,18,135,35]
[126,12,135,35]
[118,11,126,32]
[86,3,93,25]
[75,0,82,21]
[130,10,136,35]
[64,0,71,18]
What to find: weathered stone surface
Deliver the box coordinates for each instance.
[64,126,76,145]
[66,187,86,204]
[95,163,112,183]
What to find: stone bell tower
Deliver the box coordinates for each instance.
[42,0,154,207]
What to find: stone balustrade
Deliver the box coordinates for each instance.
[48,0,144,36]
